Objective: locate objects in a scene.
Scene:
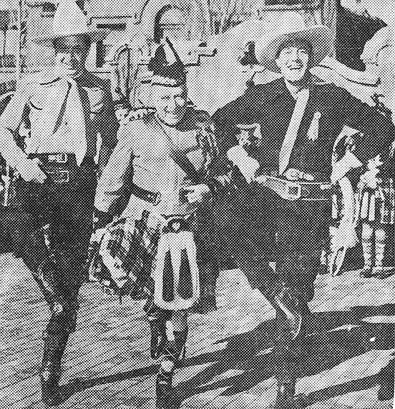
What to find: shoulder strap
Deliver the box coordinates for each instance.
[156,119,200,183]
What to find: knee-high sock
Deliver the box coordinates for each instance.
[375,226,387,267]
[362,223,374,268]
[171,310,187,332]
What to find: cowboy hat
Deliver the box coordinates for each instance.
[33,0,109,47]
[255,12,333,73]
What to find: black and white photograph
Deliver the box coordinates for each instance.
[0,0,394,408]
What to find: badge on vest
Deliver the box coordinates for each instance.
[307,111,321,141]
[235,123,262,148]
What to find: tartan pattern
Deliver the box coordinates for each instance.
[358,177,395,224]
[100,211,162,290]
[332,178,395,225]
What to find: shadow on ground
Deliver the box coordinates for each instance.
[171,303,395,407]
[60,303,394,407]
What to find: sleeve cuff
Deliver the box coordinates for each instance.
[227,145,248,166]
[93,209,113,230]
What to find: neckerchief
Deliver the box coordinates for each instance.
[278,88,309,175]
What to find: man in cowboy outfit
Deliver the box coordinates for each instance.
[0,0,118,405]
[211,12,395,408]
[93,38,219,408]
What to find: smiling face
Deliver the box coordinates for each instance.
[275,39,312,85]
[54,35,90,78]
[152,83,188,126]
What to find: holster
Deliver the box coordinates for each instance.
[27,153,96,185]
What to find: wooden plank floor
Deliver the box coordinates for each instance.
[0,253,394,409]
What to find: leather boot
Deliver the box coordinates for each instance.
[274,380,296,409]
[193,283,217,314]
[156,361,174,409]
[194,258,219,314]
[37,258,68,308]
[40,332,68,406]
[265,284,302,341]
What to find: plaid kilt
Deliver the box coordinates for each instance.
[98,211,201,309]
[99,211,161,295]
[358,177,395,224]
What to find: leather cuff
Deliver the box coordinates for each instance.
[93,209,113,230]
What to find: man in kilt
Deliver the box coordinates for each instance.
[358,143,395,278]
[93,38,219,408]
[0,1,118,405]
[211,12,395,408]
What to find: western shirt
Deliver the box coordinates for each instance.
[213,77,395,180]
[0,68,118,168]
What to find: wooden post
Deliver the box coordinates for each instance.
[15,0,23,82]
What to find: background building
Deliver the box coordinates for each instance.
[22,0,337,69]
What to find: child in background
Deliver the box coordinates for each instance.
[359,144,395,278]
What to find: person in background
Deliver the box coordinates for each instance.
[358,143,395,279]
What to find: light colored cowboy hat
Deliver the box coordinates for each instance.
[255,12,333,73]
[33,0,109,47]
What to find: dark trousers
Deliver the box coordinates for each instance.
[273,199,330,383]
[17,162,96,335]
[220,190,330,385]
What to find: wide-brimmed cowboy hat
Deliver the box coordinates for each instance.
[255,12,333,73]
[33,0,109,47]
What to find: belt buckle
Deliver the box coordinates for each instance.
[152,191,161,206]
[48,153,68,164]
[166,217,185,233]
[285,182,301,200]
[48,169,70,184]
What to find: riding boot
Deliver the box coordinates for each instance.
[194,259,219,314]
[40,331,69,406]
[174,328,188,365]
[36,257,68,308]
[156,360,174,409]
[262,283,302,340]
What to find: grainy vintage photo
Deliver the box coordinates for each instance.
[0,0,394,408]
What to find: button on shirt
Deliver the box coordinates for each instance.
[0,68,118,168]
[213,78,395,181]
[95,109,214,218]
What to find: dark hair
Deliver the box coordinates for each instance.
[276,38,313,58]
[53,34,91,50]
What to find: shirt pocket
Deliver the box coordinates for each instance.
[28,95,45,126]
[29,94,44,111]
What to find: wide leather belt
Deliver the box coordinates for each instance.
[131,183,161,205]
[254,175,332,201]
[27,153,95,184]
